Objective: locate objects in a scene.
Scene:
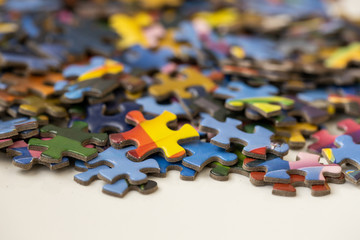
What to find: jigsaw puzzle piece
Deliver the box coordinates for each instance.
[199,113,289,159]
[18,96,67,118]
[308,129,338,154]
[182,141,237,172]
[149,67,216,100]
[84,102,141,133]
[110,110,199,162]
[337,118,360,143]
[28,121,107,163]
[276,123,318,149]
[136,96,187,118]
[7,140,69,170]
[120,45,173,71]
[0,117,38,139]
[63,56,124,81]
[74,160,158,198]
[59,77,121,104]
[86,146,160,185]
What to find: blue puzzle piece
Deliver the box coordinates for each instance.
[120,45,173,71]
[297,89,328,102]
[11,146,69,170]
[87,146,160,184]
[152,155,197,180]
[59,78,120,103]
[225,36,284,61]
[5,0,61,12]
[74,160,158,197]
[199,114,289,159]
[214,81,278,103]
[136,96,186,117]
[175,21,202,49]
[82,102,141,133]
[182,141,237,171]
[0,117,38,139]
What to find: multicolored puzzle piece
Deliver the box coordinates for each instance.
[110,110,199,162]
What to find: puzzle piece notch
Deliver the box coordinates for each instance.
[110,110,199,162]
[86,146,160,185]
[28,121,107,163]
[149,67,216,100]
[74,160,158,198]
[308,129,338,154]
[199,113,289,159]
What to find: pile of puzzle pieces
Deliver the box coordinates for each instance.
[1,0,360,198]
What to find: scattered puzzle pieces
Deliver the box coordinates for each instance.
[110,110,199,162]
[0,117,38,139]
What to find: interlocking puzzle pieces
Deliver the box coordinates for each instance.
[276,122,318,149]
[63,56,124,81]
[323,135,360,184]
[83,102,141,133]
[199,114,289,159]
[136,96,187,118]
[110,110,199,162]
[74,160,158,198]
[182,141,238,172]
[120,45,174,71]
[7,140,69,170]
[149,67,216,101]
[244,152,344,196]
[28,121,107,163]
[0,72,63,98]
[214,81,294,118]
[57,77,121,104]
[17,96,67,118]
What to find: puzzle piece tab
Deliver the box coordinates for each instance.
[152,155,197,180]
[276,122,317,149]
[199,114,289,159]
[110,110,199,162]
[18,96,67,118]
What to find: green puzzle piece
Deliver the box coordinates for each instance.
[29,121,108,163]
[210,147,249,181]
[226,96,294,117]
